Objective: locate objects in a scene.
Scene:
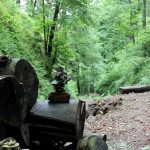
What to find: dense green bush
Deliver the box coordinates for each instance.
[0,0,52,100]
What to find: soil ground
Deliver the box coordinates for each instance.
[81,92,150,150]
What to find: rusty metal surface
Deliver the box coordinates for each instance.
[30,99,80,125]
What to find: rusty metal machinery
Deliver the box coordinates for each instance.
[28,99,86,142]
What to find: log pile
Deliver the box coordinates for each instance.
[86,97,123,118]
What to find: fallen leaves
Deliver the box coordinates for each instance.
[84,92,150,150]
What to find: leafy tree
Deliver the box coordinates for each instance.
[1,0,150,98]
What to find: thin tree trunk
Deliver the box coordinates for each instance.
[117,5,128,52]
[49,49,58,78]
[142,0,147,56]
[52,49,57,66]
[129,0,135,44]
[34,0,37,8]
[31,0,33,7]
[43,0,47,56]
[47,1,60,57]
[47,27,50,45]
[77,78,81,95]
[92,59,95,92]
[143,0,146,29]
[77,62,81,95]
[16,0,20,5]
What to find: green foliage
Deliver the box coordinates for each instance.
[1,0,150,99]
[89,0,150,95]
[0,0,51,100]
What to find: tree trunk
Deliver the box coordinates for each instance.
[117,5,128,52]
[119,85,150,94]
[16,0,20,5]
[92,59,95,92]
[43,0,47,56]
[0,57,39,109]
[49,48,58,77]
[129,0,135,44]
[47,1,60,57]
[143,0,146,29]
[34,0,37,8]
[0,75,27,126]
[77,61,81,95]
[142,0,147,56]
[77,78,81,95]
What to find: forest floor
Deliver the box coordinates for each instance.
[82,92,150,150]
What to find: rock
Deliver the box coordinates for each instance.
[48,65,71,103]
[48,92,70,103]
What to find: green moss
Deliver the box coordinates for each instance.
[89,137,97,148]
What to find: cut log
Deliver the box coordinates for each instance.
[0,57,39,109]
[76,135,108,150]
[28,99,86,142]
[119,85,150,94]
[0,75,27,126]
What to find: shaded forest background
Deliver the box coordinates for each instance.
[0,0,150,100]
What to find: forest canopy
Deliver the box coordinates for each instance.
[0,0,150,99]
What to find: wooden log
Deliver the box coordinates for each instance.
[119,85,150,94]
[0,75,27,126]
[0,56,39,109]
[76,135,108,150]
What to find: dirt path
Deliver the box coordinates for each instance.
[83,92,150,150]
